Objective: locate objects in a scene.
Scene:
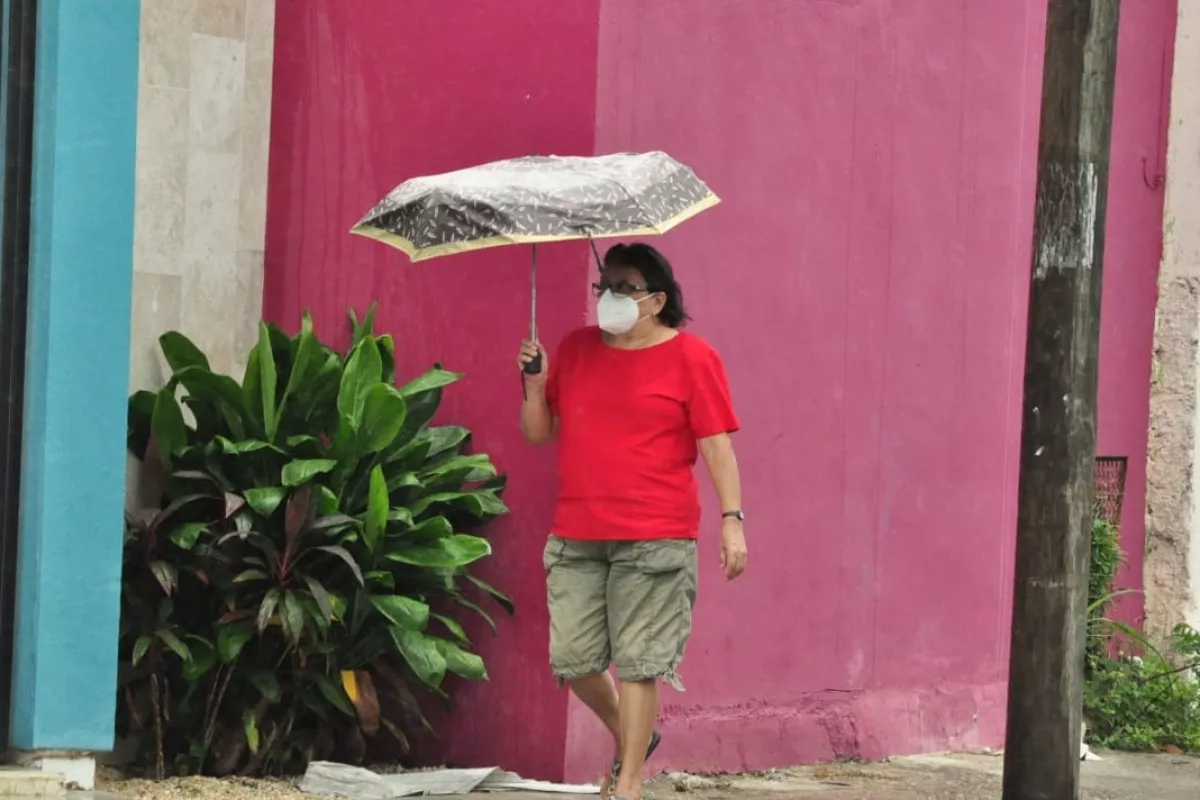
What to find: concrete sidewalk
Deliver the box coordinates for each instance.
[100,751,1200,800]
[644,751,1200,800]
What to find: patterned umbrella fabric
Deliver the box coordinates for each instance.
[351,151,719,262]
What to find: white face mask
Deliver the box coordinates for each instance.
[597,289,655,334]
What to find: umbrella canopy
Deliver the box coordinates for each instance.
[350,151,719,261]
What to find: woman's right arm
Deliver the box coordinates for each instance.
[518,340,557,445]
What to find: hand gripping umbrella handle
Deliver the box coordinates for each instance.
[523,244,543,375]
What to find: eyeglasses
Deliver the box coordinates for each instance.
[591,280,653,298]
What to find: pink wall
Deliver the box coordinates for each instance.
[266,0,600,780]
[265,0,1172,782]
[1097,1,1177,628]
[579,0,1044,777]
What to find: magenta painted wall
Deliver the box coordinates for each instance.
[1097,1,1176,630]
[578,0,1044,777]
[265,0,1173,782]
[265,0,601,780]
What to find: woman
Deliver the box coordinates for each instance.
[516,243,747,800]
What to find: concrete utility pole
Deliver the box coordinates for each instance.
[1003,2,1121,799]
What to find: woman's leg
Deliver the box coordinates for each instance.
[615,679,657,795]
[607,540,698,800]
[544,537,618,789]
[567,671,622,745]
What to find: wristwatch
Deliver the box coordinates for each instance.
[722,509,745,521]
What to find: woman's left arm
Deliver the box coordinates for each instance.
[699,433,747,580]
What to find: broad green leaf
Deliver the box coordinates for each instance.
[249,672,281,704]
[365,571,395,590]
[282,458,338,487]
[316,485,339,516]
[414,489,507,519]
[128,390,156,458]
[464,573,516,615]
[157,629,191,661]
[217,621,254,662]
[381,718,410,750]
[215,437,279,455]
[338,337,383,421]
[387,507,415,527]
[303,575,335,623]
[370,595,431,631]
[436,638,487,680]
[159,331,210,374]
[432,613,469,644]
[299,353,344,427]
[314,673,356,716]
[151,388,188,469]
[311,513,356,532]
[176,366,248,439]
[132,635,153,666]
[387,472,422,493]
[453,594,497,633]
[387,535,491,569]
[182,639,218,682]
[328,414,360,477]
[409,491,485,519]
[314,545,365,586]
[280,321,323,424]
[396,389,441,442]
[150,561,179,596]
[176,366,246,409]
[244,487,286,517]
[364,465,387,552]
[285,484,314,541]
[425,425,471,458]
[390,628,447,689]
[378,334,397,383]
[257,589,281,632]
[169,522,208,550]
[233,569,269,583]
[256,323,279,440]
[422,453,497,483]
[402,516,452,542]
[399,367,464,398]
[243,711,261,754]
[359,383,407,453]
[386,430,434,472]
[348,305,374,348]
[281,591,306,645]
[287,434,321,449]
[476,490,510,517]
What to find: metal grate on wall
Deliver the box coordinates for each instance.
[1094,456,1127,526]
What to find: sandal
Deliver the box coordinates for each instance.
[611,729,662,781]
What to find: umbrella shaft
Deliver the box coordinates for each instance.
[530,244,538,341]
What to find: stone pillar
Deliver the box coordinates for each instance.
[129,0,274,394]
[1146,2,1200,643]
[10,0,140,788]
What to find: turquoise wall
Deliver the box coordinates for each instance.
[11,0,139,749]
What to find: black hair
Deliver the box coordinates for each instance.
[603,243,691,328]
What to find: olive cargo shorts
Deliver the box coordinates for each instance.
[543,535,698,689]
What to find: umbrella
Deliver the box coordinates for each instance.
[351,151,719,372]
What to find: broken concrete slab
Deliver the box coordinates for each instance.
[0,768,67,799]
[299,762,599,799]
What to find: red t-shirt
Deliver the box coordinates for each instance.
[544,326,739,541]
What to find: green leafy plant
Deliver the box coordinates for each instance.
[120,307,513,777]
[1086,517,1131,672]
[1084,516,1200,753]
[1084,623,1200,753]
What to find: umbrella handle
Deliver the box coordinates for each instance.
[523,244,543,375]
